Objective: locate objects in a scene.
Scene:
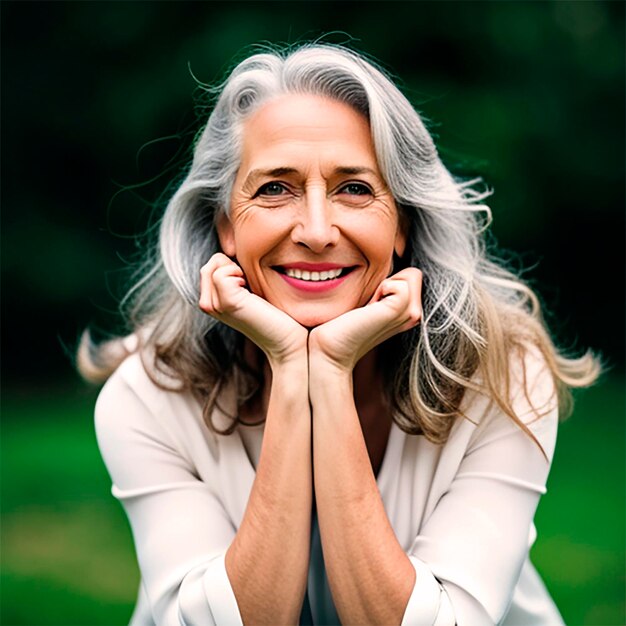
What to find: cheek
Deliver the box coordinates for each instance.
[354,220,398,268]
[230,216,286,291]
[354,236,398,304]
[234,240,265,284]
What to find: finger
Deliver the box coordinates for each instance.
[370,271,422,329]
[199,253,239,314]
[399,268,423,326]
[199,263,217,314]
[369,276,396,304]
[210,263,245,313]
[199,255,228,313]
[370,275,408,305]
[384,275,421,330]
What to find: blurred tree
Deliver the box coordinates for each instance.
[2,3,624,625]
[2,0,624,386]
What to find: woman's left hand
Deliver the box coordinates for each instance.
[308,268,423,374]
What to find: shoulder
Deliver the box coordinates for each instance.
[94,351,233,493]
[459,345,559,460]
[94,351,207,457]
[96,350,168,420]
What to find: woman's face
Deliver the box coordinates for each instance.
[218,93,406,328]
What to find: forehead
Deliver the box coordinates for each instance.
[238,94,380,171]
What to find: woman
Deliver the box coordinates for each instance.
[81,43,599,625]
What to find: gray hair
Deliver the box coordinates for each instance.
[163,44,488,305]
[80,43,599,442]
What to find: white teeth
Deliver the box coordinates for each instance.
[285,267,343,281]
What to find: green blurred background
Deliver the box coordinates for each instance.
[2,2,624,625]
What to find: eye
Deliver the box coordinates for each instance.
[255,182,288,197]
[339,182,372,196]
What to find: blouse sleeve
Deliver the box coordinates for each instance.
[401,350,559,626]
[95,363,243,626]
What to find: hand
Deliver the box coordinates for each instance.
[308,268,423,374]
[199,253,308,367]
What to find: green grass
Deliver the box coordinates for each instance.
[1,376,624,625]
[531,375,626,625]
[2,388,139,626]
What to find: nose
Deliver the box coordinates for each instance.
[291,189,339,253]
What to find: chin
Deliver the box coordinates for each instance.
[301,319,330,330]
[288,306,350,329]
[293,315,332,329]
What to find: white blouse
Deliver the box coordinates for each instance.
[95,349,565,626]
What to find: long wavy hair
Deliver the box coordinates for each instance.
[78,43,600,445]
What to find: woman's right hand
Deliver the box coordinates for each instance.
[199,253,308,367]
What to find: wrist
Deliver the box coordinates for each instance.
[267,355,311,425]
[267,345,308,373]
[268,349,309,381]
[308,327,358,375]
[308,352,354,393]
[264,328,309,371]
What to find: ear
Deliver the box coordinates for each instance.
[216,212,236,257]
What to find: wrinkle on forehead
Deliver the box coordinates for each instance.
[241,165,383,192]
[237,94,379,169]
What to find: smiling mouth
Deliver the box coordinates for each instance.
[273,266,356,282]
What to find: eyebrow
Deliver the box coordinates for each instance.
[242,166,380,188]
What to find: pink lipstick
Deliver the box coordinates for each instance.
[275,263,355,293]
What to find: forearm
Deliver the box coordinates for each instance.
[226,356,312,625]
[310,362,415,626]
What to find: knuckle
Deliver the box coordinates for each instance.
[198,298,213,313]
[213,265,230,278]
[200,262,215,278]
[201,253,228,275]
[406,267,422,284]
[408,306,422,325]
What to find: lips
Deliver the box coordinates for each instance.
[273,262,357,292]
[277,262,351,271]
[273,263,356,283]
